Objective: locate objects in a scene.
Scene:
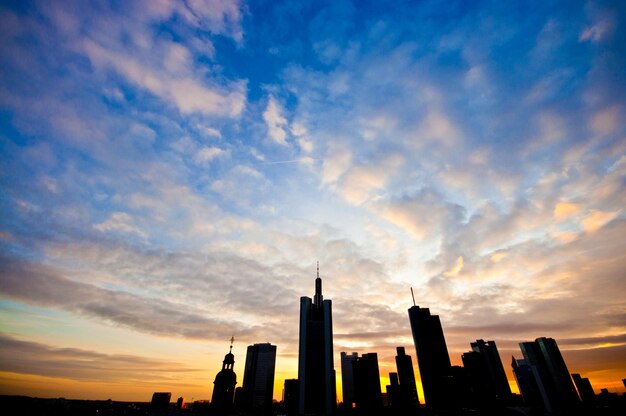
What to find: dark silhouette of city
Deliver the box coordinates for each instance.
[3,268,625,416]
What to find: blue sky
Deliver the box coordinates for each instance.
[1,0,625,400]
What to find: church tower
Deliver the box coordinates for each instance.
[212,338,237,414]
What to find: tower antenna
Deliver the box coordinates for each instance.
[410,287,416,306]
[317,261,319,278]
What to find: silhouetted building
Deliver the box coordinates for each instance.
[462,339,511,407]
[341,352,358,408]
[408,304,451,409]
[298,266,336,415]
[386,372,400,409]
[472,339,511,401]
[150,392,171,414]
[176,396,184,409]
[241,343,277,415]
[393,346,420,413]
[283,379,299,416]
[212,341,237,414]
[518,337,579,412]
[462,351,492,405]
[572,373,595,404]
[352,353,383,415]
[512,357,552,413]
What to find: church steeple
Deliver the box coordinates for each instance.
[212,338,237,413]
[222,337,235,370]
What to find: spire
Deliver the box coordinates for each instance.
[410,287,416,306]
[230,336,234,353]
[314,262,323,307]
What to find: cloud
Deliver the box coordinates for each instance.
[581,210,619,233]
[81,39,246,117]
[579,18,613,43]
[443,256,464,277]
[0,334,200,383]
[590,106,621,135]
[378,190,465,241]
[0,255,261,341]
[321,142,352,186]
[94,212,147,238]
[263,96,289,146]
[553,201,581,220]
[194,146,225,164]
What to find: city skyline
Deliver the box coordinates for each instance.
[1,0,626,405]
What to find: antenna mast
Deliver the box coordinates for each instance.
[410,287,416,306]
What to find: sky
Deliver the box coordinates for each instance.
[1,0,625,404]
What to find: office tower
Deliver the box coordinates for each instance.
[241,343,277,415]
[150,392,171,414]
[176,397,184,409]
[535,337,580,406]
[341,352,358,408]
[571,373,595,404]
[212,342,237,414]
[512,357,552,413]
[462,350,492,404]
[386,372,400,408]
[408,304,451,409]
[298,266,336,415]
[352,353,383,415]
[395,346,420,408]
[463,339,511,405]
[519,338,579,412]
[283,379,299,416]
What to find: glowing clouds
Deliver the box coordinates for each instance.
[263,96,289,146]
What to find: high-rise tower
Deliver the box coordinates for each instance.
[340,352,358,408]
[352,353,383,415]
[463,339,511,405]
[408,304,451,409]
[395,346,420,409]
[516,337,580,413]
[297,265,336,415]
[241,343,277,415]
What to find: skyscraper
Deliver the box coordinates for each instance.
[352,353,383,415]
[241,343,277,415]
[535,337,580,406]
[571,373,595,404]
[212,341,237,414]
[340,352,358,408]
[408,304,451,409]
[298,266,336,415]
[463,339,511,404]
[512,356,552,413]
[394,347,420,410]
[517,337,580,412]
